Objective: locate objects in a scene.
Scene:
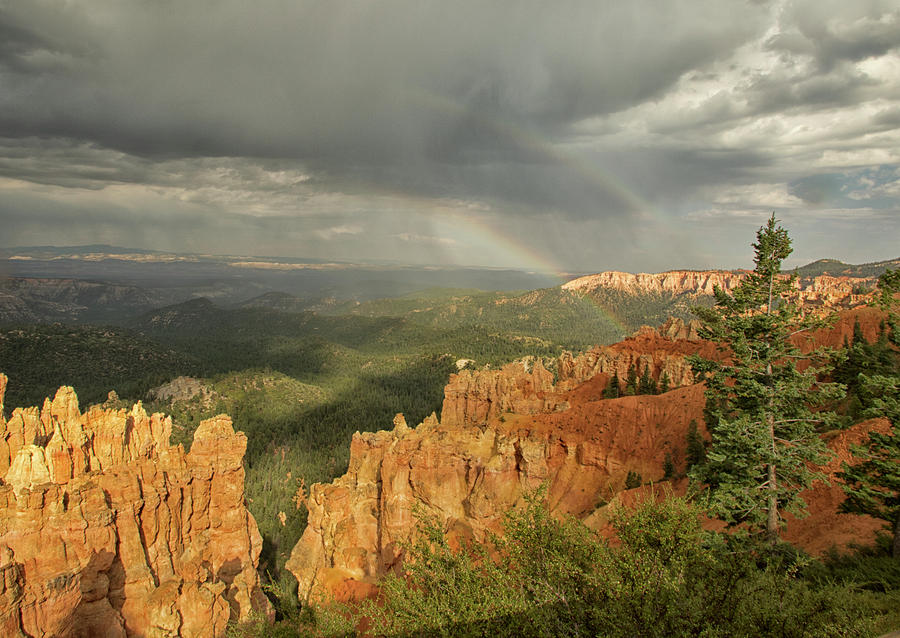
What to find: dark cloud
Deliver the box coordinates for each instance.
[780,3,900,71]
[0,2,763,162]
[0,0,899,270]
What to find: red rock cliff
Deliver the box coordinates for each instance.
[562,269,874,310]
[287,382,708,602]
[441,326,708,429]
[0,374,271,637]
[286,317,885,602]
[286,326,718,601]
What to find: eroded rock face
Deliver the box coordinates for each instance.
[561,270,875,311]
[287,363,710,601]
[0,375,271,637]
[287,314,886,603]
[441,329,708,429]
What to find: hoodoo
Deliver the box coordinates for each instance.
[0,373,271,637]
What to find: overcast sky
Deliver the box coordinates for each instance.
[1,0,898,273]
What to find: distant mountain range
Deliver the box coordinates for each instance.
[789,257,900,278]
[1,245,897,327]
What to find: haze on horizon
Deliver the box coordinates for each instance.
[1,1,898,275]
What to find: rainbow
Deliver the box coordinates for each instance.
[314,88,664,336]
[330,88,667,280]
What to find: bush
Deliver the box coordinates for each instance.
[303,491,878,637]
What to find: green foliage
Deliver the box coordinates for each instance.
[805,539,900,593]
[323,287,629,350]
[663,451,676,480]
[624,364,638,396]
[288,493,880,638]
[576,287,709,334]
[833,319,897,421]
[790,257,900,279]
[638,366,656,395]
[840,428,900,559]
[689,215,843,541]
[838,269,900,558]
[658,371,670,394]
[155,357,457,586]
[0,324,195,408]
[685,419,706,470]
[802,540,900,635]
[603,371,620,399]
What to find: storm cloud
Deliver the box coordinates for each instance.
[1,0,898,271]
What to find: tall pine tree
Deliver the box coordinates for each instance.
[689,214,842,542]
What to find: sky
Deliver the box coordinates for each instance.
[1,0,898,274]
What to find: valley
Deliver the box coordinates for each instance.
[0,248,899,636]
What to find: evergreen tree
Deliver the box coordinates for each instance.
[852,318,865,346]
[638,366,655,395]
[838,269,900,558]
[658,372,670,394]
[604,371,621,399]
[685,419,706,470]
[625,364,638,396]
[833,314,896,404]
[663,451,676,480]
[688,214,842,542]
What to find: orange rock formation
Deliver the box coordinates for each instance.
[562,269,874,310]
[287,316,887,602]
[0,374,271,637]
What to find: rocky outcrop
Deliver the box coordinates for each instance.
[562,269,875,311]
[646,316,703,341]
[555,333,706,394]
[287,366,709,601]
[287,312,888,603]
[440,326,710,429]
[287,325,722,602]
[0,374,271,637]
[562,270,746,296]
[148,377,212,404]
[440,358,557,427]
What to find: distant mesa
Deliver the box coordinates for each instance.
[563,267,880,312]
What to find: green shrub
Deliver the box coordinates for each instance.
[300,492,878,638]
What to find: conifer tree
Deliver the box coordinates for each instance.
[604,371,621,399]
[625,364,638,396]
[838,269,900,558]
[658,372,670,394]
[638,366,655,395]
[663,451,676,480]
[689,214,842,542]
[685,419,706,470]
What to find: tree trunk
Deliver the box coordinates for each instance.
[767,459,778,543]
[766,361,779,544]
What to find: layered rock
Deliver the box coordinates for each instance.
[0,375,271,637]
[440,358,557,427]
[287,366,709,601]
[441,326,710,429]
[287,313,887,603]
[562,270,746,296]
[562,269,875,311]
